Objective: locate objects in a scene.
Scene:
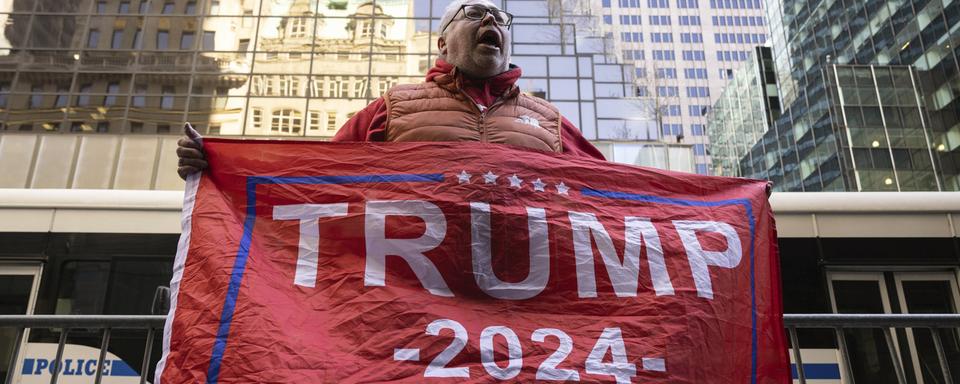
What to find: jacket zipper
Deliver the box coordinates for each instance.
[461,89,508,143]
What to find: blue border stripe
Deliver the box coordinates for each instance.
[582,187,759,383]
[206,178,258,383]
[581,188,750,207]
[746,203,758,384]
[205,173,443,383]
[251,173,444,185]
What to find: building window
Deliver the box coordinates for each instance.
[309,111,321,131]
[680,33,702,43]
[105,82,120,105]
[279,75,299,96]
[97,1,107,13]
[202,31,215,50]
[265,75,275,95]
[239,39,250,52]
[686,86,709,97]
[289,18,308,38]
[161,86,174,109]
[662,123,682,136]
[378,77,396,96]
[209,124,221,135]
[162,2,174,14]
[157,30,169,49]
[139,1,148,13]
[133,29,142,48]
[655,68,677,79]
[327,112,337,131]
[652,50,674,60]
[29,86,43,108]
[684,68,708,79]
[680,15,701,25]
[0,82,8,108]
[352,77,367,98]
[129,121,143,133]
[682,50,705,61]
[271,109,303,134]
[656,86,678,97]
[119,1,130,13]
[360,22,373,38]
[133,84,146,107]
[112,30,124,49]
[688,105,709,116]
[251,108,263,130]
[157,124,170,134]
[185,1,196,14]
[96,122,110,133]
[180,32,194,50]
[88,29,99,48]
[693,144,706,155]
[651,33,673,43]
[648,15,670,25]
[210,1,220,13]
[308,77,324,97]
[55,87,68,107]
[77,84,92,106]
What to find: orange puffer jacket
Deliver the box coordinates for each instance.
[383,70,563,153]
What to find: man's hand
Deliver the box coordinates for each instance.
[177,124,207,180]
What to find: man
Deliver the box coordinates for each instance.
[177,0,604,179]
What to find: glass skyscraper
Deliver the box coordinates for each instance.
[712,0,960,191]
[0,0,695,191]
[707,46,781,178]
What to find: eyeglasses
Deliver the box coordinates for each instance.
[440,4,514,35]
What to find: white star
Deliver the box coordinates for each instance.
[555,182,569,195]
[508,174,523,189]
[457,170,471,184]
[532,178,546,192]
[483,171,498,184]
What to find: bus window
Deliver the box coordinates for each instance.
[55,261,110,315]
[106,259,173,315]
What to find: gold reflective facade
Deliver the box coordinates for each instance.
[0,0,436,136]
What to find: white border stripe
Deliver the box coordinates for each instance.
[155,172,200,384]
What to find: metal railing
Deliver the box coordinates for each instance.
[0,315,164,384]
[1,314,959,384]
[784,314,960,384]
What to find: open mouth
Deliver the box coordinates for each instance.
[476,29,502,50]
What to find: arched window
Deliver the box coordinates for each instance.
[271,109,302,134]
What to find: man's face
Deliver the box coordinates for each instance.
[439,0,512,79]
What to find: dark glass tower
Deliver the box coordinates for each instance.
[740,0,960,191]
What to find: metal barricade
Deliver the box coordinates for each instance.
[784,314,960,384]
[0,315,164,384]
[1,314,959,384]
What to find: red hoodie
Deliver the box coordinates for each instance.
[332,59,605,160]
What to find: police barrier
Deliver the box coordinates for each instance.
[0,316,162,384]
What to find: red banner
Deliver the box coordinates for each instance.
[156,139,788,383]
